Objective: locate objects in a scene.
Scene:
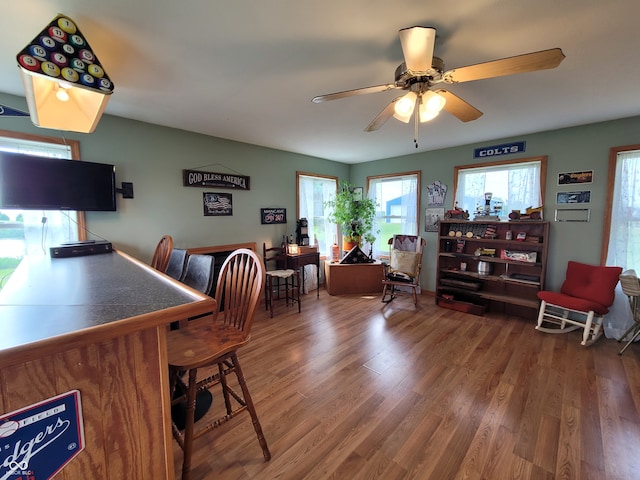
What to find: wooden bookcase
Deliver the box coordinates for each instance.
[436,220,549,318]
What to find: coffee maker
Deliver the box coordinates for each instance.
[296,218,310,246]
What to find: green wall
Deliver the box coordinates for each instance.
[351,116,640,292]
[2,91,639,293]
[0,92,349,262]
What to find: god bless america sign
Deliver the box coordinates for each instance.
[0,390,85,479]
[183,169,250,190]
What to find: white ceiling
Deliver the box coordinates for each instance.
[1,1,639,164]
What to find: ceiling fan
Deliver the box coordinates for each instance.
[312,26,565,147]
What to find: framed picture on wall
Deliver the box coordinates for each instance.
[556,190,591,204]
[425,207,444,232]
[260,207,287,224]
[203,192,233,216]
[557,170,593,185]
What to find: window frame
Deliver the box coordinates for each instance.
[366,171,421,257]
[452,155,547,216]
[601,144,640,265]
[296,171,339,257]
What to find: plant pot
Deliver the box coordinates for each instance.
[342,236,360,252]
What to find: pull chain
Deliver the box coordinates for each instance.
[413,94,421,148]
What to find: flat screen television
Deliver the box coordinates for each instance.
[0,152,117,212]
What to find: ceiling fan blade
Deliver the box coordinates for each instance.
[435,89,483,122]
[365,97,402,132]
[399,26,436,72]
[312,84,399,103]
[444,48,565,83]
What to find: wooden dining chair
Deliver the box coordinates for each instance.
[150,234,173,272]
[263,242,301,318]
[167,249,270,479]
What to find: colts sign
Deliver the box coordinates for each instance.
[474,141,526,158]
[0,390,85,479]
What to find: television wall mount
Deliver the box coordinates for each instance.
[116,182,134,199]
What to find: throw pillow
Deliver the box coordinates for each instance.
[390,249,419,276]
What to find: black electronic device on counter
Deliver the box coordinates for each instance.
[50,240,113,258]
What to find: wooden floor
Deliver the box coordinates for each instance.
[173,289,640,480]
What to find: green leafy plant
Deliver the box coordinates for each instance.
[325,181,378,246]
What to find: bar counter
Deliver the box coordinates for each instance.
[0,250,217,479]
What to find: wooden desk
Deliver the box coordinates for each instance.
[286,251,320,297]
[325,261,385,295]
[0,250,216,480]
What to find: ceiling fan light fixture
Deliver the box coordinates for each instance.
[418,104,438,122]
[424,90,446,113]
[393,91,417,123]
[418,90,446,122]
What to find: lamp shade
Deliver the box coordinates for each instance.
[393,91,417,123]
[419,91,446,123]
[16,14,114,133]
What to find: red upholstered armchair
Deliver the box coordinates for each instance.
[536,261,622,346]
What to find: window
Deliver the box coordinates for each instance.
[367,172,420,258]
[453,156,546,220]
[297,172,338,257]
[0,130,83,287]
[603,145,640,268]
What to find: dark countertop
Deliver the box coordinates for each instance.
[0,250,215,360]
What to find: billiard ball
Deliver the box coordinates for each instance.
[69,34,85,48]
[51,52,68,68]
[78,49,95,63]
[87,64,104,78]
[41,61,61,78]
[79,73,96,88]
[62,44,75,56]
[57,16,77,35]
[98,78,113,92]
[61,67,79,83]
[70,58,86,72]
[28,45,47,61]
[18,54,40,72]
[48,26,67,43]
[38,35,57,51]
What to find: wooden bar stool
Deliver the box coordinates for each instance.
[167,249,270,479]
[263,242,301,318]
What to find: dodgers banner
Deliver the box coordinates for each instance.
[0,390,85,480]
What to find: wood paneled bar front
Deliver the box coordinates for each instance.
[0,250,217,480]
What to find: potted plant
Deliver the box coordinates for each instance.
[325,181,378,252]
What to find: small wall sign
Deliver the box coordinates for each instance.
[557,170,593,185]
[183,169,250,190]
[203,192,233,216]
[556,190,591,204]
[0,390,85,479]
[261,208,287,224]
[474,141,526,158]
